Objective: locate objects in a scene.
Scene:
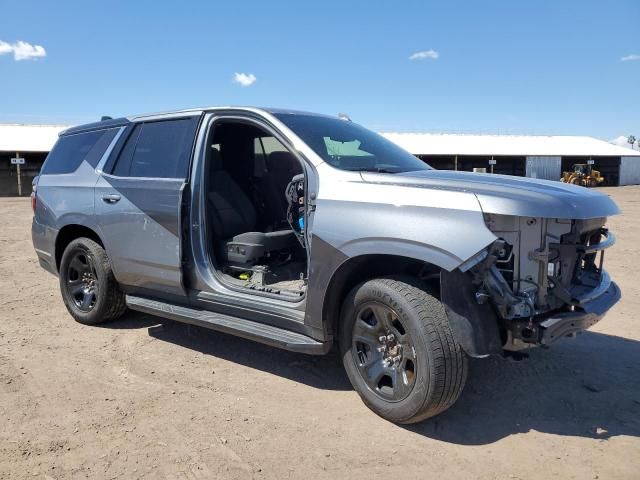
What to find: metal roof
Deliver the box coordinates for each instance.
[381,132,640,157]
[0,124,70,152]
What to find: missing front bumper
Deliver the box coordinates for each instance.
[539,279,621,345]
[505,273,621,350]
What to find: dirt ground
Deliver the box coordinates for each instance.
[1,187,639,480]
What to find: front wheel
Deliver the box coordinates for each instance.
[339,276,468,424]
[59,237,127,325]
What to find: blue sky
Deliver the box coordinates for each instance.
[0,0,638,140]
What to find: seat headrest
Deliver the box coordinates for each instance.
[267,151,296,172]
[210,148,223,171]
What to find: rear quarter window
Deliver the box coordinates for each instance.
[40,128,118,175]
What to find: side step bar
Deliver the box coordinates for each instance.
[125,295,330,355]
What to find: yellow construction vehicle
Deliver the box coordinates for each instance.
[560,163,604,187]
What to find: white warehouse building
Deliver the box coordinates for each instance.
[0,124,69,196]
[381,132,640,187]
[1,124,639,197]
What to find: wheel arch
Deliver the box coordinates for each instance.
[321,252,504,359]
[55,224,105,272]
[322,253,441,339]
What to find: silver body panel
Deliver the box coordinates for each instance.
[314,166,496,270]
[94,174,185,295]
[31,160,99,273]
[360,169,620,220]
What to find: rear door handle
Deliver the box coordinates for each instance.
[102,194,121,204]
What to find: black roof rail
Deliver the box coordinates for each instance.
[62,117,130,136]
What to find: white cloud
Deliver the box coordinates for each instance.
[0,40,46,61]
[409,49,439,60]
[233,72,256,87]
[620,54,640,62]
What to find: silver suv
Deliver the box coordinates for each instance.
[32,107,621,423]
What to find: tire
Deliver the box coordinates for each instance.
[59,237,127,325]
[339,275,468,424]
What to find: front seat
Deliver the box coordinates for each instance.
[207,149,298,265]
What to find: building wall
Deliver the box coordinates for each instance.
[418,155,526,176]
[0,151,48,197]
[525,156,561,180]
[619,156,640,186]
[419,154,639,186]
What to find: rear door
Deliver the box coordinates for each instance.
[95,116,200,296]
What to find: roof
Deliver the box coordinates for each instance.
[0,108,327,151]
[125,105,330,118]
[380,132,640,157]
[60,106,325,135]
[63,117,129,136]
[0,124,70,152]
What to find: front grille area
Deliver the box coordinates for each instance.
[547,226,613,308]
[483,214,614,317]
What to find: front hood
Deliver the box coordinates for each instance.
[360,169,620,220]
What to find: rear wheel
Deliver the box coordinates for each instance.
[59,237,126,325]
[339,276,467,424]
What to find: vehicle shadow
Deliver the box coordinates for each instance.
[108,310,351,391]
[105,312,640,443]
[405,331,640,444]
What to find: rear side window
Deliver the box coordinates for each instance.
[41,128,118,174]
[110,118,198,178]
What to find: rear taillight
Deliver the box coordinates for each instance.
[31,175,40,213]
[31,177,38,214]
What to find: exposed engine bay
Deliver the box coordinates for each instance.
[448,214,619,353]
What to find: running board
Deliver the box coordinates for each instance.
[125,295,329,355]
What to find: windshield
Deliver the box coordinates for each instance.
[274,113,431,173]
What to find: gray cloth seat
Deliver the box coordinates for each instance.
[208,149,297,265]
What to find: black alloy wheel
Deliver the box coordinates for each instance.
[351,301,417,402]
[65,250,98,312]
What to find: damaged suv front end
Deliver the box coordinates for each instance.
[345,168,622,359]
[471,214,620,352]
